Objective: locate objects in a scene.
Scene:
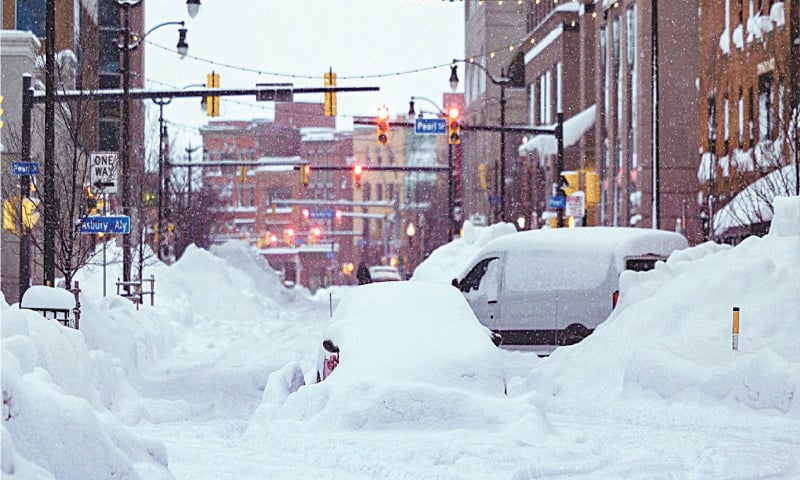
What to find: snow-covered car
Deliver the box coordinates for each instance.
[367,265,402,282]
[315,281,505,395]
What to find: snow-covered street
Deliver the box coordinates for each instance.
[3,197,799,479]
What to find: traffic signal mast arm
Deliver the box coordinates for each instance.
[354,118,558,135]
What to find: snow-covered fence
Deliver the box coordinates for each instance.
[19,283,82,329]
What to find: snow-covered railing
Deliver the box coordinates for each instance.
[116,275,155,310]
[19,283,82,329]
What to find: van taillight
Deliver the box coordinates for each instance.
[612,290,620,308]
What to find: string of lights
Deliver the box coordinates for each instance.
[145,40,455,80]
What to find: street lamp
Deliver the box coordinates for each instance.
[117,0,189,290]
[449,59,511,222]
[407,95,459,241]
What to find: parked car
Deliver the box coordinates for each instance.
[452,227,688,356]
[368,265,402,282]
[315,281,505,395]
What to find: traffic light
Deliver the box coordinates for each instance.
[376,106,389,145]
[239,165,248,183]
[477,163,489,190]
[206,71,220,117]
[300,164,310,188]
[559,171,580,197]
[324,70,337,117]
[310,226,321,244]
[283,228,294,246]
[84,185,98,213]
[353,164,363,188]
[447,107,461,145]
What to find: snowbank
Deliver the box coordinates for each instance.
[525,205,800,415]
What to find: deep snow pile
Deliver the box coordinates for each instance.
[1,241,311,480]
[526,196,800,415]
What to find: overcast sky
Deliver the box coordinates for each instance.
[144,0,465,149]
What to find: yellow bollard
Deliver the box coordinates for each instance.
[732,307,740,351]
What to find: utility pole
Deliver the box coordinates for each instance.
[18,75,33,302]
[43,0,56,286]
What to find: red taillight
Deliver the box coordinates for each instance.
[612,290,620,309]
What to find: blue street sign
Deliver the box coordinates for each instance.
[309,209,335,220]
[80,215,130,235]
[326,251,337,259]
[488,195,501,205]
[548,196,567,209]
[357,239,367,248]
[11,161,40,175]
[414,118,447,135]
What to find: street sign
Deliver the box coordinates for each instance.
[256,83,294,102]
[566,192,586,218]
[89,152,118,193]
[414,118,447,135]
[488,195,501,205]
[548,195,567,209]
[11,161,40,175]
[325,251,337,259]
[80,215,130,235]
[309,209,335,220]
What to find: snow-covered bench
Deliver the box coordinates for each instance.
[20,284,82,329]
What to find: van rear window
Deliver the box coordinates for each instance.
[625,257,664,272]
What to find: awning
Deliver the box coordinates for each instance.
[519,104,596,164]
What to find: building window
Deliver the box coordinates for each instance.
[738,87,745,147]
[555,62,562,114]
[758,72,773,141]
[708,97,717,154]
[16,0,47,37]
[748,86,755,146]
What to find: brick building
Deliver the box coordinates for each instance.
[199,103,359,290]
[699,0,799,243]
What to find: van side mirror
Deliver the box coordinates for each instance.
[451,278,460,289]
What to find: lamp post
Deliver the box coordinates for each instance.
[408,96,457,241]
[116,0,189,290]
[449,59,510,222]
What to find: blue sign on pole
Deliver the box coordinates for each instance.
[414,118,447,135]
[488,195,501,206]
[325,251,337,259]
[309,209,335,220]
[80,215,131,235]
[11,162,40,175]
[548,196,567,209]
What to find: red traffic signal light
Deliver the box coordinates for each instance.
[376,106,389,145]
[447,107,461,145]
[353,164,364,188]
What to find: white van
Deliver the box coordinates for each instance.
[451,227,688,355]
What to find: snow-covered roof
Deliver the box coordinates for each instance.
[519,104,596,164]
[473,226,688,273]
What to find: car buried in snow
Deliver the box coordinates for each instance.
[314,281,506,395]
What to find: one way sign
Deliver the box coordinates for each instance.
[90,152,118,193]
